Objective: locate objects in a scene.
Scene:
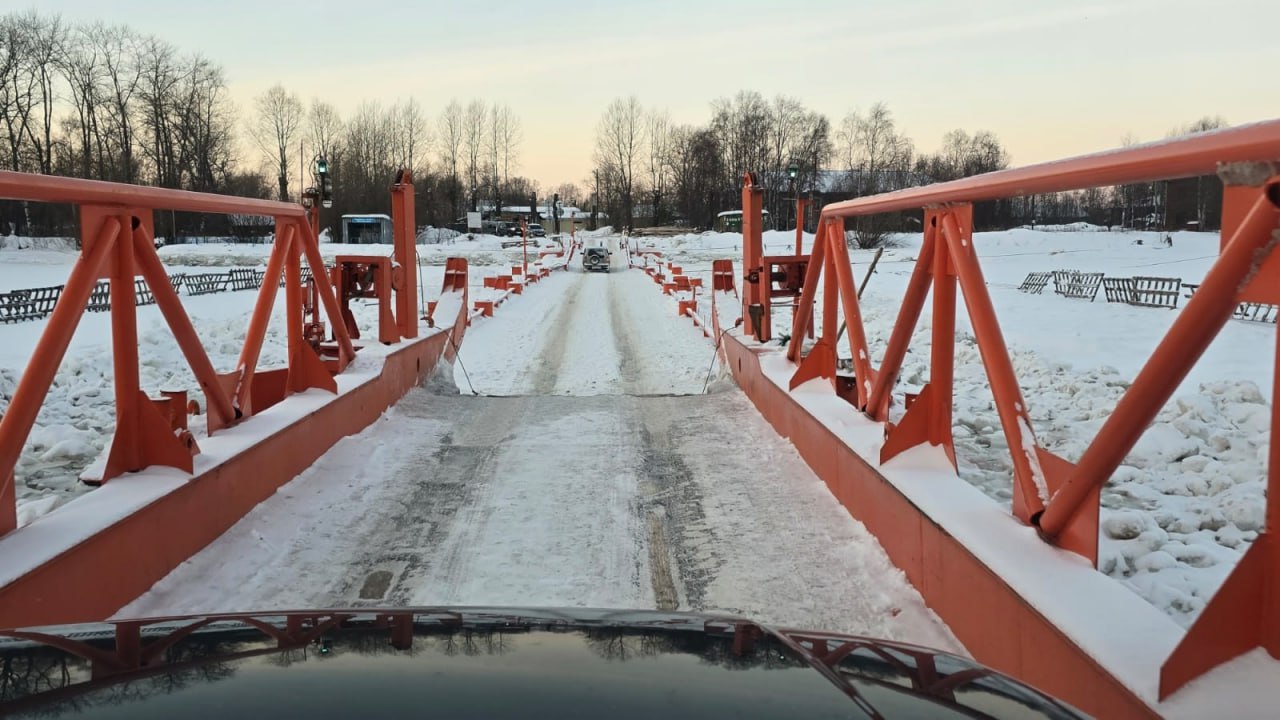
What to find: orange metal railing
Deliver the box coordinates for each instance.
[753,119,1280,698]
[0,170,424,536]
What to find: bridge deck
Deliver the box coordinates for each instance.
[120,254,957,650]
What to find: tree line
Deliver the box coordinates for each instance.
[590,92,1230,246]
[0,9,1233,245]
[0,10,536,239]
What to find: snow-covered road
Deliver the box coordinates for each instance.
[121,246,959,651]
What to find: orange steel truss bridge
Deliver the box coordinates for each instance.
[0,120,1278,718]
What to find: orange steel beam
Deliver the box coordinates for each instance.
[107,212,143,475]
[0,170,303,217]
[285,223,304,366]
[794,196,809,256]
[391,171,418,339]
[786,217,826,363]
[741,173,766,340]
[822,232,838,339]
[820,120,1280,219]
[928,212,956,461]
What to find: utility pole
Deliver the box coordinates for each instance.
[591,169,599,231]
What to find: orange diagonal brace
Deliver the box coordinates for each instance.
[864,224,936,421]
[1038,187,1280,539]
[131,227,236,433]
[237,224,294,414]
[940,206,1050,523]
[826,221,873,407]
[787,217,827,363]
[294,219,356,364]
[0,216,119,531]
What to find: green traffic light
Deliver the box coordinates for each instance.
[316,156,328,175]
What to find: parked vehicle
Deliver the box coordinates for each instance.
[527,223,546,238]
[583,246,610,272]
[483,221,519,237]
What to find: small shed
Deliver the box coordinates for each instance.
[341,214,393,244]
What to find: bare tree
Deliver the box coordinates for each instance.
[594,95,645,229]
[711,90,770,197]
[176,55,234,193]
[307,98,342,163]
[250,83,303,201]
[15,11,65,174]
[645,108,671,225]
[437,100,463,218]
[462,99,486,211]
[95,23,143,183]
[55,21,105,178]
[137,34,182,188]
[391,97,428,173]
[493,104,520,192]
[840,102,913,247]
[0,14,37,172]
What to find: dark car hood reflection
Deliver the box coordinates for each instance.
[0,607,1084,719]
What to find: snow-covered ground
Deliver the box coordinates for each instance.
[646,225,1268,629]
[121,247,959,653]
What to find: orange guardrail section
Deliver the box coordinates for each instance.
[0,169,473,629]
[730,119,1280,714]
[0,171,370,534]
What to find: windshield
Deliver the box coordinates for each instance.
[0,4,1266,719]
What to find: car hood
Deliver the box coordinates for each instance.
[0,607,1084,719]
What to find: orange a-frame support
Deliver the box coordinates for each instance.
[0,175,360,534]
[0,169,469,629]
[728,120,1280,712]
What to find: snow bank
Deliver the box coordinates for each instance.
[0,235,77,251]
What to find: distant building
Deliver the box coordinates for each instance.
[715,209,772,233]
[341,214,393,244]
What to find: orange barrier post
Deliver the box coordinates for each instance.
[391,171,418,339]
[742,173,767,341]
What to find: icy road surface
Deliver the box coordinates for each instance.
[122,246,959,651]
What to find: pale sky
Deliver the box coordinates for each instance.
[30,0,1280,189]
